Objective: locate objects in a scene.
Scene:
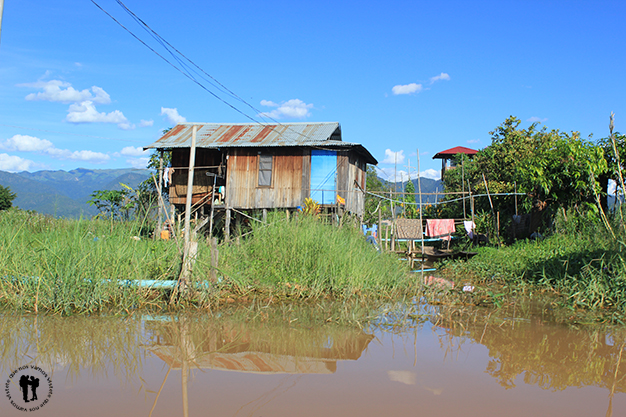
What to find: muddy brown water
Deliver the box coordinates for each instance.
[1,305,625,417]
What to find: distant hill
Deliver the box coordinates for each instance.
[0,168,151,218]
[382,177,444,205]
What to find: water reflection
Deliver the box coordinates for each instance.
[144,317,374,374]
[0,308,625,416]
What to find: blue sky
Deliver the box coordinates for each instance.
[0,0,625,181]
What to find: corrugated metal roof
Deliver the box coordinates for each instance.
[145,122,341,149]
[144,122,378,164]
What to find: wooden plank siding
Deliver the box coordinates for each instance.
[225,148,304,209]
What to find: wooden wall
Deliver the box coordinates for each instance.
[225,148,305,209]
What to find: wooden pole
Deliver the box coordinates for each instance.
[178,125,197,295]
[417,149,424,263]
[225,208,231,242]
[482,172,500,244]
[208,174,217,238]
[462,157,466,219]
[377,203,382,249]
[157,150,164,238]
[210,237,218,283]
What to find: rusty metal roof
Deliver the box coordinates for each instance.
[145,122,377,164]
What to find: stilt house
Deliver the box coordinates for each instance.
[432,146,478,178]
[144,122,377,219]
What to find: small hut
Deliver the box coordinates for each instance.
[432,146,478,178]
[144,122,377,234]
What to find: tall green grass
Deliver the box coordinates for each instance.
[0,210,413,314]
[211,212,412,299]
[0,209,180,314]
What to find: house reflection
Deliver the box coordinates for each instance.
[143,317,375,374]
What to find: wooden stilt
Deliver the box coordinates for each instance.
[225,208,231,242]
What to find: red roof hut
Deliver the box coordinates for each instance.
[432,146,478,177]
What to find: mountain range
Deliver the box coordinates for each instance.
[0,168,443,218]
[0,168,152,218]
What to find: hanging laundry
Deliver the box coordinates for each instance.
[426,219,456,241]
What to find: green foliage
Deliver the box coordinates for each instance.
[441,116,608,238]
[88,188,132,220]
[402,180,418,218]
[0,184,17,211]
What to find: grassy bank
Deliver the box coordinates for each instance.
[439,212,626,322]
[0,209,413,315]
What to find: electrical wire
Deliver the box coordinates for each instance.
[91,0,322,145]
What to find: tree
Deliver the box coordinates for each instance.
[0,184,17,211]
[441,116,608,237]
[402,180,418,218]
[88,189,131,220]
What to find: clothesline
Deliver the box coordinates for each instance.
[363,189,526,207]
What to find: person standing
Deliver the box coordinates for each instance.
[30,376,39,401]
[19,375,30,403]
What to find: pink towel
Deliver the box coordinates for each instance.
[426,219,456,241]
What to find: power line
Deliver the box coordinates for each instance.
[91,0,316,144]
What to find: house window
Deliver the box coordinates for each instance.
[258,154,273,187]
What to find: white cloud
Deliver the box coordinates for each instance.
[45,148,110,163]
[527,116,548,123]
[0,153,36,172]
[467,139,481,144]
[22,80,111,104]
[388,370,416,385]
[0,134,110,163]
[259,99,313,119]
[376,167,408,183]
[139,119,154,127]
[161,107,187,124]
[0,135,54,152]
[66,100,129,127]
[430,72,450,83]
[126,157,150,169]
[382,149,405,164]
[392,83,423,95]
[420,169,441,180]
[120,146,147,157]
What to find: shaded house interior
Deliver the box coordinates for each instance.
[144,122,378,231]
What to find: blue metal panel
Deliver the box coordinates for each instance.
[310,150,337,204]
